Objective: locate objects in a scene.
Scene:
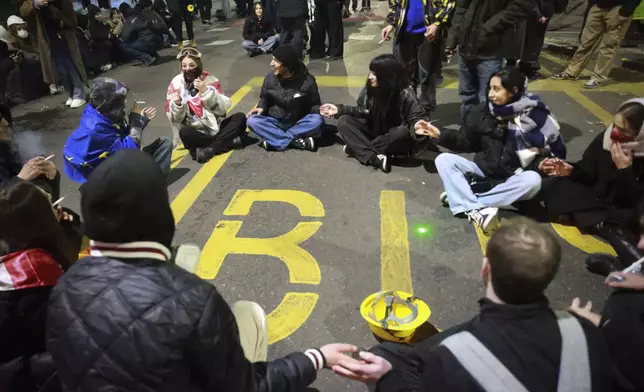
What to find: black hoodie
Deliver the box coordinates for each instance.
[242,14,276,42]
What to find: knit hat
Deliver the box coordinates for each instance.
[81,149,175,248]
[7,15,26,27]
[272,45,301,73]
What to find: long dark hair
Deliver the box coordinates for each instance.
[0,180,75,269]
[618,102,644,136]
[366,54,409,125]
[487,67,526,104]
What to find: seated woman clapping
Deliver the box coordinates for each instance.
[167,48,248,163]
[540,99,644,272]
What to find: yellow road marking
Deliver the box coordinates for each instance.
[562,89,613,124]
[380,190,413,293]
[540,51,594,78]
[224,189,325,217]
[551,223,617,255]
[266,293,319,344]
[474,225,489,256]
[168,84,254,170]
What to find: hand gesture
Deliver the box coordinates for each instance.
[425,24,438,41]
[320,344,360,368]
[172,91,182,105]
[606,272,644,291]
[247,107,264,118]
[381,25,394,41]
[610,142,633,169]
[258,38,264,45]
[320,103,338,118]
[194,79,207,94]
[538,157,557,175]
[43,159,57,180]
[414,120,440,138]
[538,16,548,23]
[568,297,601,326]
[544,158,573,177]
[55,206,74,223]
[332,351,393,383]
[17,156,47,181]
[142,107,157,120]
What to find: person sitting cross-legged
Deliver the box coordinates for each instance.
[247,44,324,152]
[320,54,433,173]
[422,68,566,233]
[242,2,280,57]
[64,77,172,183]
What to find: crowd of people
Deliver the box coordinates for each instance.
[0,0,644,390]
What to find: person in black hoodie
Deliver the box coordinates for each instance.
[247,45,324,151]
[0,180,79,392]
[320,54,433,172]
[118,3,161,67]
[46,148,360,391]
[445,0,534,118]
[85,5,115,72]
[242,2,280,57]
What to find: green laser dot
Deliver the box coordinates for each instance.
[417,227,428,234]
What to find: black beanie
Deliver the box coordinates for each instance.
[272,44,300,73]
[81,149,175,248]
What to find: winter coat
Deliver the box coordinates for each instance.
[0,249,63,392]
[257,67,322,125]
[0,142,24,186]
[386,0,456,43]
[46,242,319,391]
[438,103,548,180]
[166,71,231,141]
[446,0,535,60]
[20,0,88,88]
[121,13,159,46]
[243,15,277,42]
[141,9,169,34]
[278,0,309,18]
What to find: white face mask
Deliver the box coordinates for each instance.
[17,29,28,38]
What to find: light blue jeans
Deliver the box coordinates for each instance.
[435,153,542,216]
[458,54,502,119]
[242,35,280,53]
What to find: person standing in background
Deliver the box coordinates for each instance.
[20,0,88,109]
[309,0,344,60]
[278,0,309,55]
[166,0,197,48]
[197,0,212,24]
[550,0,641,88]
[381,0,455,116]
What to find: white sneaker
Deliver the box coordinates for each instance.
[100,63,113,72]
[69,98,86,108]
[65,98,72,106]
[466,207,500,234]
[439,191,449,206]
[49,84,59,95]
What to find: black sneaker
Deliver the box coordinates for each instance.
[586,253,619,277]
[291,137,315,151]
[249,49,262,58]
[343,144,353,156]
[259,140,273,150]
[371,154,390,173]
[203,19,212,24]
[196,146,214,163]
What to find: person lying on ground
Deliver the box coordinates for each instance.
[167,48,249,161]
[243,2,280,57]
[422,67,566,233]
[0,104,60,200]
[247,44,324,151]
[333,218,616,392]
[540,98,644,274]
[118,3,162,67]
[320,54,434,173]
[0,180,79,392]
[64,77,172,183]
[47,148,361,391]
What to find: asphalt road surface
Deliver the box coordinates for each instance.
[10,4,644,390]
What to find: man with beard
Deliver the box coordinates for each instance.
[320,54,435,172]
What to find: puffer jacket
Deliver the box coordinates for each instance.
[46,246,319,392]
[0,249,63,392]
[121,13,160,47]
[257,67,321,126]
[243,15,277,42]
[446,0,535,60]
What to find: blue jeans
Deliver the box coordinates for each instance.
[247,114,324,150]
[457,54,502,118]
[242,35,280,53]
[52,51,85,99]
[142,137,173,174]
[121,39,159,63]
[435,153,542,215]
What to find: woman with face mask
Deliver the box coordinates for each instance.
[167,48,249,163]
[540,99,644,273]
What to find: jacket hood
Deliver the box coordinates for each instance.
[81,149,175,248]
[603,98,644,157]
[90,77,129,121]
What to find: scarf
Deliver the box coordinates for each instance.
[489,93,566,168]
[602,98,644,157]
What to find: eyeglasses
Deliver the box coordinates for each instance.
[177,47,202,60]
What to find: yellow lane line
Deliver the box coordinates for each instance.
[551,224,617,256]
[224,189,325,217]
[168,84,254,170]
[540,51,594,78]
[266,293,319,344]
[474,225,489,256]
[380,190,413,293]
[563,89,613,124]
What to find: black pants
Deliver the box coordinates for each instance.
[393,30,443,114]
[197,0,212,21]
[171,8,195,41]
[310,0,344,57]
[350,0,370,10]
[179,112,247,155]
[508,18,548,73]
[337,115,410,164]
[280,16,307,54]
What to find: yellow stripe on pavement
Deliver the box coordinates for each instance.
[380,190,413,294]
[563,89,613,124]
[266,293,319,344]
[551,223,617,256]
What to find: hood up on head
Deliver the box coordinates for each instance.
[603,98,644,157]
[81,149,175,249]
[89,77,129,122]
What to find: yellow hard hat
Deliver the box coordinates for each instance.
[360,291,431,343]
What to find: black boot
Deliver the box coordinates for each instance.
[594,222,643,267]
[586,253,620,277]
[196,147,214,163]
